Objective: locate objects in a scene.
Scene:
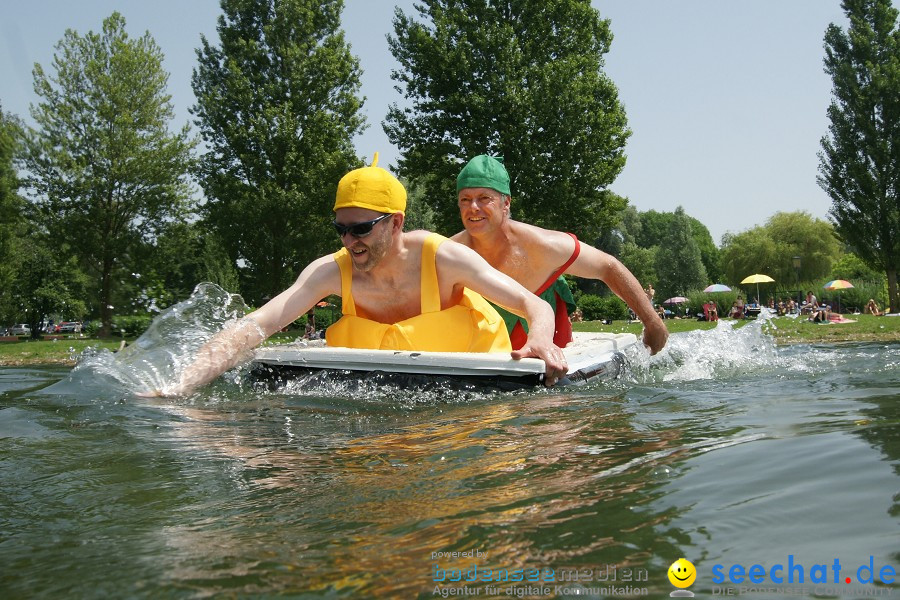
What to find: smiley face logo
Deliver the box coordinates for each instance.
[668,558,696,588]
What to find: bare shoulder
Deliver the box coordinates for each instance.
[304,253,341,273]
[434,236,499,279]
[435,234,480,261]
[400,229,432,246]
[449,229,472,246]
[513,221,577,261]
[295,254,341,290]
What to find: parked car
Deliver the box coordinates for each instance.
[57,321,82,333]
[10,324,31,336]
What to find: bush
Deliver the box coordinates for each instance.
[111,315,153,338]
[578,294,628,321]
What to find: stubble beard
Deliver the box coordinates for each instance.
[351,227,391,273]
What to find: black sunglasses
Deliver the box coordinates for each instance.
[332,213,392,238]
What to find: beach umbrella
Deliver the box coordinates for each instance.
[740,274,775,304]
[824,279,854,313]
[703,283,731,293]
[663,296,689,305]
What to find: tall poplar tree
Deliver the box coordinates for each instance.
[386,0,629,239]
[192,0,365,302]
[23,13,196,336]
[819,0,900,312]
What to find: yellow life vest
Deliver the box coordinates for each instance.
[325,233,512,352]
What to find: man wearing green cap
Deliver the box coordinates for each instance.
[145,155,568,396]
[453,155,668,355]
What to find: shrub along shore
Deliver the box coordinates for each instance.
[0,314,897,367]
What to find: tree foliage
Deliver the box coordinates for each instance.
[765,211,841,281]
[386,0,629,240]
[192,0,365,303]
[619,242,656,291]
[654,206,707,300]
[635,209,720,283]
[819,0,900,311]
[22,12,196,335]
[831,252,885,282]
[11,235,89,336]
[719,227,779,289]
[719,212,840,287]
[0,106,26,325]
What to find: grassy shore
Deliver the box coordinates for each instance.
[1,314,898,367]
[573,313,900,344]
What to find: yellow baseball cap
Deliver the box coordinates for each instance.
[334,152,406,215]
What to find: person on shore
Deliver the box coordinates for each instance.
[865,299,883,316]
[801,291,818,315]
[303,309,316,339]
[145,155,567,396]
[450,155,667,355]
[811,304,834,323]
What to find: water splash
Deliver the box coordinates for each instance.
[73,283,249,394]
[619,309,813,384]
[67,295,858,404]
[69,283,502,406]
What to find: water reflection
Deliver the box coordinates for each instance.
[112,391,696,596]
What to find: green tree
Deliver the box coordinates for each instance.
[618,205,643,246]
[819,0,900,312]
[197,234,241,294]
[22,12,196,336]
[0,106,26,325]
[832,252,885,282]
[619,242,656,291]
[12,235,89,337]
[635,209,720,283]
[718,212,839,297]
[399,175,437,232]
[126,221,236,314]
[386,0,629,240]
[720,228,779,291]
[192,0,365,304]
[633,210,669,249]
[765,211,840,282]
[654,206,707,301]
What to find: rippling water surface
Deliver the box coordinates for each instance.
[1,293,898,599]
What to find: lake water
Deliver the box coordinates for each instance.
[1,300,898,599]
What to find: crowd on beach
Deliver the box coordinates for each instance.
[641,286,889,324]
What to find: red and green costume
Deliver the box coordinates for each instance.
[490,233,580,350]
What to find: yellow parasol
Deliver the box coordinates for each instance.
[740,274,775,304]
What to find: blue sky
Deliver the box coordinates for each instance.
[1,1,881,244]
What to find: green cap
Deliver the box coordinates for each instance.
[457,155,511,195]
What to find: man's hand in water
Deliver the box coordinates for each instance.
[512,341,568,386]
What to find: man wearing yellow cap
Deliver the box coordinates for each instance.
[152,155,567,395]
[452,155,668,355]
